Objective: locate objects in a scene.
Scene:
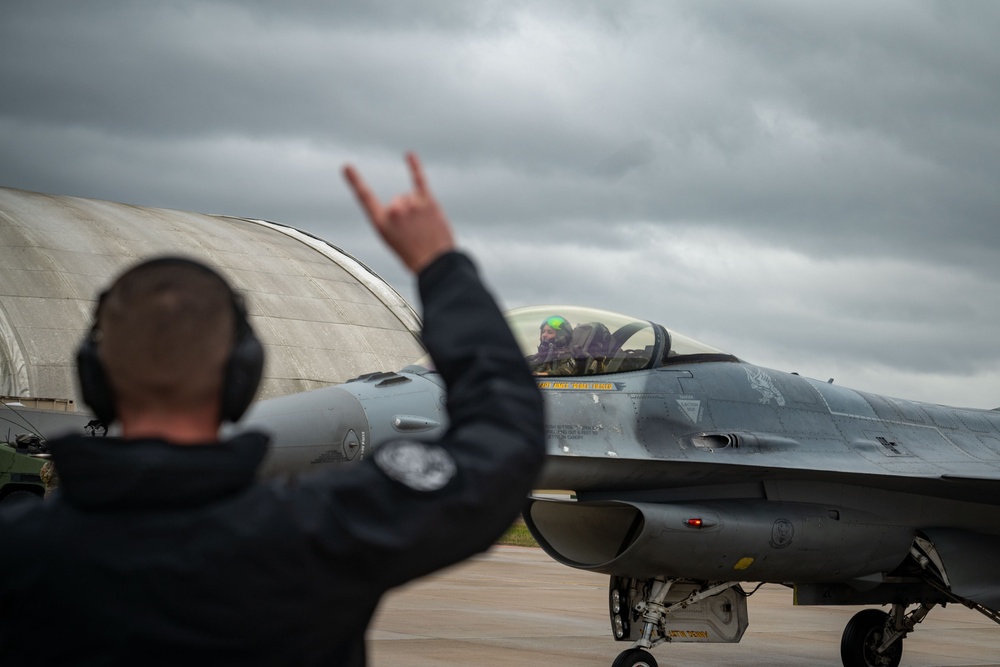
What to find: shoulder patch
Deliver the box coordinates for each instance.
[374,440,456,492]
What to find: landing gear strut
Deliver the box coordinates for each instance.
[608,577,748,667]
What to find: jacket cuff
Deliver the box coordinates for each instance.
[417,251,475,295]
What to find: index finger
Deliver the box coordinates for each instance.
[406,152,429,196]
[343,165,385,223]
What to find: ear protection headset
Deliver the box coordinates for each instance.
[76,257,265,425]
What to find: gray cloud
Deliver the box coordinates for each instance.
[2,0,998,407]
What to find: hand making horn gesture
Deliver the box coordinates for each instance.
[343,152,456,273]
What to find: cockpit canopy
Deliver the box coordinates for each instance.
[508,305,735,377]
[411,305,735,376]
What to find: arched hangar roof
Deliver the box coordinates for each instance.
[0,186,423,406]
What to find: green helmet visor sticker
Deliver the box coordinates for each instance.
[543,316,567,330]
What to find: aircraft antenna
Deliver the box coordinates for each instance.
[0,401,42,438]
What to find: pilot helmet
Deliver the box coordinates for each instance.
[540,315,573,348]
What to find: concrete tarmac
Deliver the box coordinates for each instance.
[369,545,999,667]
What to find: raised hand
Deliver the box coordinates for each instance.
[343,152,456,273]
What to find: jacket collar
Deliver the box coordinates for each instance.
[48,432,270,510]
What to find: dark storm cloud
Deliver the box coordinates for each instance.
[1,0,998,406]
[681,2,1000,250]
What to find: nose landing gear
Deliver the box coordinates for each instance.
[840,601,936,667]
[608,576,748,667]
[840,608,903,667]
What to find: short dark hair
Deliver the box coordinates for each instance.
[96,258,236,415]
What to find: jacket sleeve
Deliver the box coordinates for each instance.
[288,251,545,589]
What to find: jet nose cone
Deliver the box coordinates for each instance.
[341,428,363,461]
[234,385,370,476]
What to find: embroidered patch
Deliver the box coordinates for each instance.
[374,441,456,492]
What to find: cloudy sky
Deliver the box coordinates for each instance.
[2,1,999,408]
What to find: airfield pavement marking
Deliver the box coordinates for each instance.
[368,545,1000,667]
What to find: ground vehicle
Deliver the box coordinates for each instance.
[0,437,47,503]
[1,396,89,503]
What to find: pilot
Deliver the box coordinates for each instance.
[0,153,545,665]
[528,315,577,376]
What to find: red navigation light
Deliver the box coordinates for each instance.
[685,518,704,528]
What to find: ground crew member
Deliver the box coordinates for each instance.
[0,153,545,666]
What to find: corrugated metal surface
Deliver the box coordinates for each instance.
[0,186,423,404]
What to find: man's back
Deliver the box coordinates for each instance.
[0,157,545,665]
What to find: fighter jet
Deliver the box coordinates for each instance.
[245,303,1000,667]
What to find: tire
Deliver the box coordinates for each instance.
[840,608,902,667]
[612,648,658,667]
[0,489,41,505]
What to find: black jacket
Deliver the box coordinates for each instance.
[0,252,545,666]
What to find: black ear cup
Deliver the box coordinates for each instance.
[75,329,117,425]
[75,258,264,425]
[220,298,265,422]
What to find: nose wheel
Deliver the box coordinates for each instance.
[612,648,658,667]
[840,609,902,667]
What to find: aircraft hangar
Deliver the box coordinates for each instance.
[0,185,424,410]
